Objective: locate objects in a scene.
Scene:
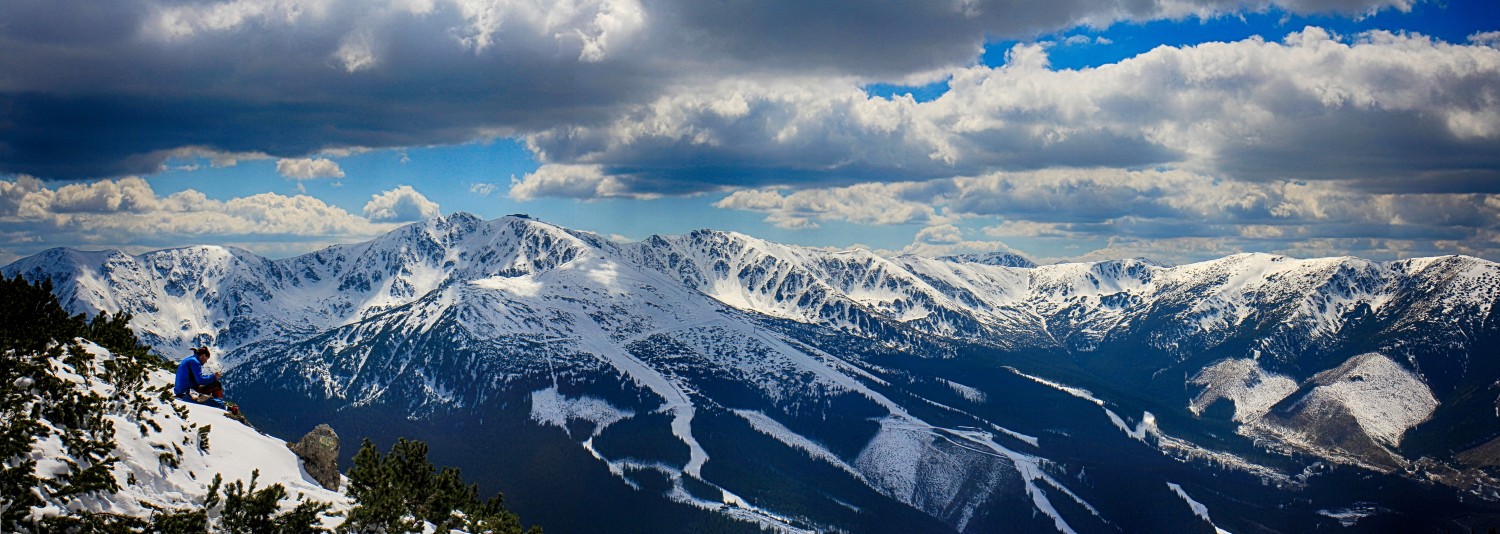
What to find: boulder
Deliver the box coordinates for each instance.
[289,424,341,491]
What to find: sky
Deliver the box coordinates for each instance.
[2,0,1498,266]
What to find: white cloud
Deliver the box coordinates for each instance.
[276,157,346,180]
[521,28,1500,199]
[914,224,962,244]
[901,224,1018,257]
[508,164,654,201]
[439,0,648,59]
[982,220,1074,238]
[362,185,441,222]
[50,176,161,214]
[9,0,1443,182]
[145,0,328,41]
[469,182,499,196]
[710,166,1500,262]
[157,147,273,169]
[1468,31,1500,48]
[334,29,378,72]
[713,182,945,228]
[0,175,402,259]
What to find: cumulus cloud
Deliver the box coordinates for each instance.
[469,182,499,196]
[508,164,656,201]
[276,157,346,180]
[362,185,441,222]
[915,224,963,244]
[3,0,1429,181]
[0,175,400,259]
[6,0,1494,263]
[521,28,1500,198]
[1468,31,1500,47]
[713,182,949,228]
[900,223,1022,257]
[711,166,1500,262]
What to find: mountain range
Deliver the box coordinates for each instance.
[7,212,1500,532]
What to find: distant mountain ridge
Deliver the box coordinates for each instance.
[7,213,1500,532]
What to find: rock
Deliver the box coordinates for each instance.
[289,424,341,491]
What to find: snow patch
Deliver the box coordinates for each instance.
[528,386,634,436]
[1304,353,1437,447]
[1190,359,1299,421]
[943,379,987,403]
[734,410,864,480]
[471,274,543,297]
[1317,504,1385,527]
[1166,482,1231,534]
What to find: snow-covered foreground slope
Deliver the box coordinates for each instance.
[14,341,349,530]
[88,399,350,528]
[7,213,1500,532]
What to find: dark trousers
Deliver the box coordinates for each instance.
[178,382,227,410]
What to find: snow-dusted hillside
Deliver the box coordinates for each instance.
[7,213,1500,532]
[7,339,348,530]
[1191,353,1440,471]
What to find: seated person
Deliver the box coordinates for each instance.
[175,346,228,410]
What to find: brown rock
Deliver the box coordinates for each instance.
[289,424,341,491]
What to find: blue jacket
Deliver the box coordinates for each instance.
[174,355,218,397]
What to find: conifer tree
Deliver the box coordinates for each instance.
[342,438,540,533]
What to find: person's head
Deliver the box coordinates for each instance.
[193,346,212,361]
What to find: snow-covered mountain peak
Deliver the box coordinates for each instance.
[935,251,1037,268]
[1028,258,1162,299]
[7,216,1500,532]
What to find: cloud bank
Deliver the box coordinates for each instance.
[0,175,440,262]
[2,0,1438,180]
[2,0,1496,262]
[722,168,1500,262]
[517,28,1500,198]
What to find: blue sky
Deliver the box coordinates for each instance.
[2,0,1497,265]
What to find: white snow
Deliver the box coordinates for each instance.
[1190,359,1299,421]
[1005,366,1148,438]
[1304,353,1438,447]
[468,276,546,295]
[1317,504,1384,527]
[529,386,634,436]
[943,379,988,404]
[733,410,864,480]
[1166,482,1232,534]
[1191,353,1437,449]
[12,216,1496,532]
[26,344,350,528]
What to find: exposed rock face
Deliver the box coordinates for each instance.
[289,424,341,491]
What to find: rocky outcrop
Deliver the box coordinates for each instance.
[289,424,341,491]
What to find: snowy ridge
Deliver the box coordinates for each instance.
[1166,482,1231,534]
[733,409,866,480]
[9,216,1497,368]
[8,213,1500,532]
